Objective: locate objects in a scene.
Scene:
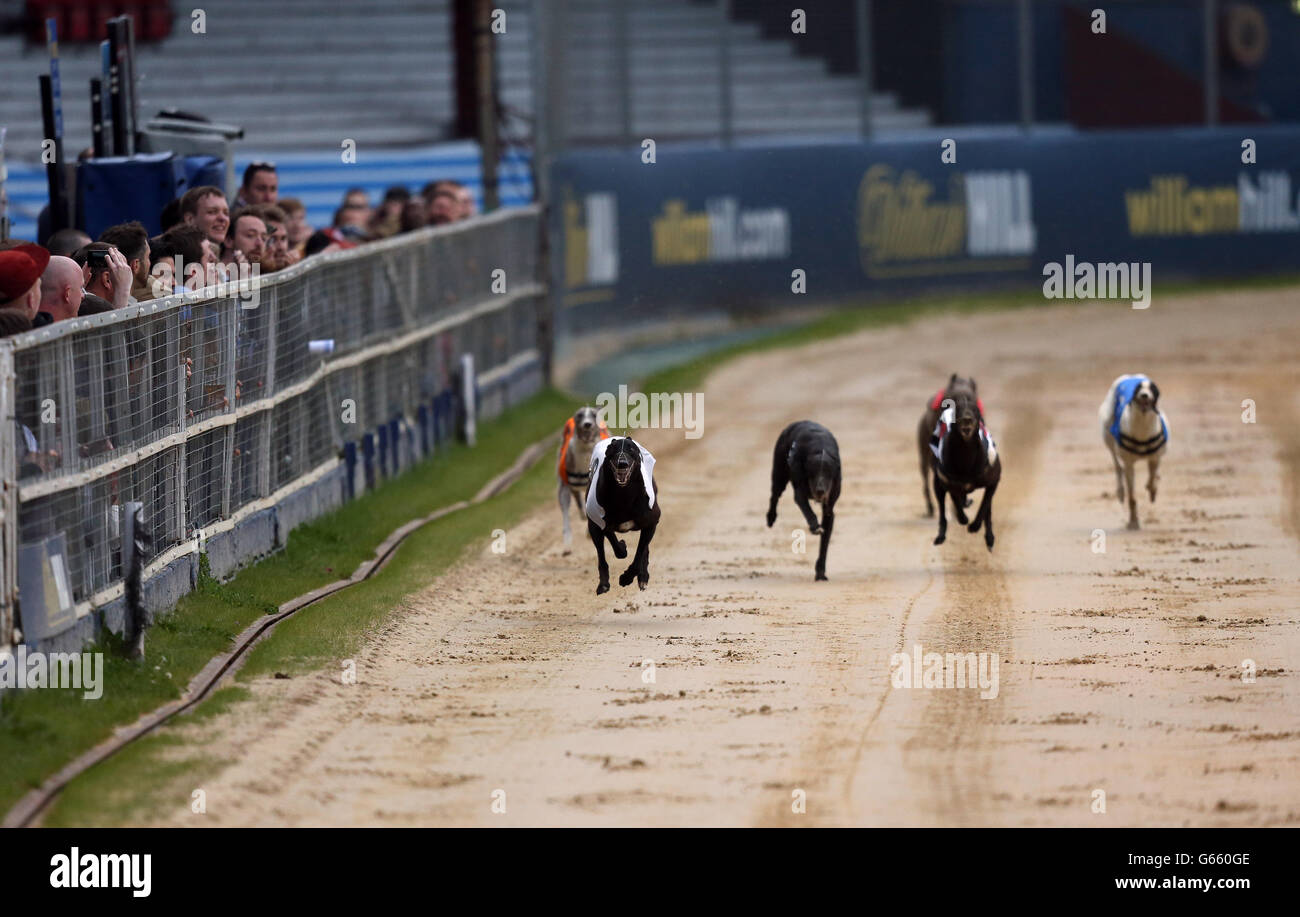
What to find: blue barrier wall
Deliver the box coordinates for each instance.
[552,125,1300,329]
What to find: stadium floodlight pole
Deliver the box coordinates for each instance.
[39,76,70,236]
[90,77,106,158]
[531,0,558,385]
[545,0,568,159]
[530,0,548,201]
[108,19,127,155]
[99,40,114,154]
[43,18,70,233]
[857,0,873,139]
[1203,0,1218,126]
[719,0,732,147]
[122,13,138,156]
[474,0,500,212]
[1018,0,1034,130]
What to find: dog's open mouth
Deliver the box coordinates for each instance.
[613,465,633,485]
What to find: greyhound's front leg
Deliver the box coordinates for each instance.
[814,504,834,581]
[559,483,573,550]
[604,527,628,559]
[589,520,610,594]
[794,492,821,535]
[970,481,997,551]
[1147,456,1160,503]
[1109,444,1126,504]
[952,487,970,526]
[1124,462,1139,529]
[620,522,656,590]
[933,475,948,545]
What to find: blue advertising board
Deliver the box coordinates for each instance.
[552,126,1300,330]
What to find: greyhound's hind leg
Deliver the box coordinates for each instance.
[768,452,789,527]
[559,483,573,551]
[918,423,935,517]
[620,523,656,590]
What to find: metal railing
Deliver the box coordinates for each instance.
[1,205,545,650]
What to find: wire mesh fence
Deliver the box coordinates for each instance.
[0,206,545,648]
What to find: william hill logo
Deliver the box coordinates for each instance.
[651,198,790,266]
[1123,172,1300,236]
[856,164,1035,277]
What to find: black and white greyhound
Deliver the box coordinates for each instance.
[586,435,660,595]
[930,389,1001,551]
[767,420,841,581]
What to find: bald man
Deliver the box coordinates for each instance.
[38,255,85,322]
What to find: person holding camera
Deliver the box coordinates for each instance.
[74,242,136,313]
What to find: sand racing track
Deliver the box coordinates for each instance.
[132,289,1300,827]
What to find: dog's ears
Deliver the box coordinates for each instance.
[1150,382,1160,406]
[968,377,977,393]
[948,372,958,387]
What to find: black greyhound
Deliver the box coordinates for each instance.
[929,389,1001,551]
[766,421,841,581]
[586,436,660,595]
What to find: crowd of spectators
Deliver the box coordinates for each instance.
[0,162,479,338]
[2,164,482,487]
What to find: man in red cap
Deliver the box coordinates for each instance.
[0,242,51,337]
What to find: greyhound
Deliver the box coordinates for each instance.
[1099,374,1169,530]
[557,406,609,551]
[586,435,660,595]
[918,374,981,516]
[930,388,1001,551]
[767,420,841,581]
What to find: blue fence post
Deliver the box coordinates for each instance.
[361,432,376,492]
[388,417,402,474]
[417,403,430,456]
[343,441,358,501]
